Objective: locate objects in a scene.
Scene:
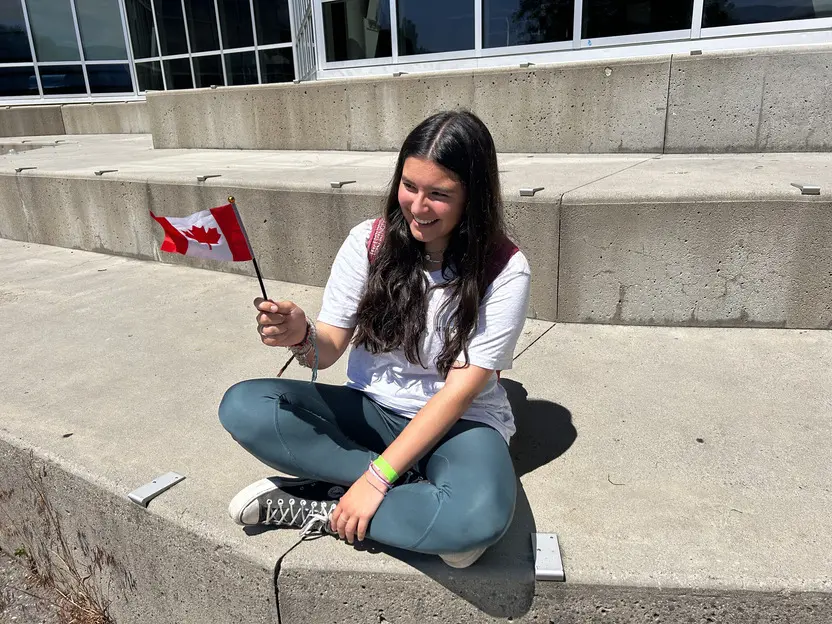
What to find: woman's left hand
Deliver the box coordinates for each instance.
[330,474,385,543]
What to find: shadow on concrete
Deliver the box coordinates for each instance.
[359,379,577,618]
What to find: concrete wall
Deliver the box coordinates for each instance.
[2,172,830,328]
[62,102,150,135]
[148,57,672,153]
[147,45,832,154]
[665,46,832,153]
[0,437,280,624]
[0,175,559,321]
[0,102,149,138]
[279,568,832,624]
[0,104,65,137]
[558,199,832,329]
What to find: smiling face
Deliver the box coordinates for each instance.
[398,156,466,254]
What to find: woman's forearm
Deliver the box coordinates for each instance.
[380,375,484,477]
[294,320,354,371]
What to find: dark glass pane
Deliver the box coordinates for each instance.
[253,0,291,45]
[76,0,128,60]
[156,0,188,55]
[703,0,832,27]
[39,64,86,94]
[583,0,693,38]
[124,0,158,58]
[260,48,293,82]
[397,0,474,55]
[184,0,220,52]
[484,0,572,47]
[163,57,193,89]
[135,60,163,90]
[323,0,391,61]
[217,0,253,49]
[0,0,32,62]
[0,66,38,96]
[193,54,223,87]
[87,63,133,92]
[224,51,257,85]
[26,0,80,61]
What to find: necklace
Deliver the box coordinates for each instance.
[425,252,442,264]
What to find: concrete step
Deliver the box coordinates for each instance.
[144,45,832,154]
[0,240,830,623]
[0,102,149,138]
[1,134,830,329]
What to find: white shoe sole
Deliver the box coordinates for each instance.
[228,476,312,526]
[439,546,488,569]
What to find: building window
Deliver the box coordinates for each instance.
[0,0,33,63]
[75,0,129,60]
[397,0,474,55]
[0,66,38,96]
[218,0,254,49]
[155,0,189,56]
[483,0,573,48]
[703,0,832,27]
[39,64,86,94]
[135,60,163,90]
[260,47,294,82]
[25,0,81,61]
[193,54,223,87]
[225,51,258,84]
[87,63,133,93]
[124,0,158,59]
[163,57,193,89]
[323,0,391,62]
[582,0,693,38]
[183,0,220,52]
[254,0,292,45]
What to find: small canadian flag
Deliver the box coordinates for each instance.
[150,203,253,262]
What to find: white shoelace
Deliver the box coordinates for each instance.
[263,497,334,535]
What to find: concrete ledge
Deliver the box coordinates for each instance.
[2,136,831,327]
[0,437,280,624]
[147,45,832,153]
[666,45,832,153]
[0,105,65,138]
[62,102,150,135]
[147,56,671,153]
[1,240,830,623]
[558,154,832,328]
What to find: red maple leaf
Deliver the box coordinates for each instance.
[183,225,221,250]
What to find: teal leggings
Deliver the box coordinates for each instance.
[218,378,516,554]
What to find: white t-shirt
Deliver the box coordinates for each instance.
[317,219,531,443]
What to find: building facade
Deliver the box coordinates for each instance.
[1,0,830,103]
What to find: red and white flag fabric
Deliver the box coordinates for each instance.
[150,203,252,262]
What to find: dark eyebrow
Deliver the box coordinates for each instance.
[401,176,455,194]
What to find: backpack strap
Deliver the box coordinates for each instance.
[367,218,386,263]
[484,235,520,287]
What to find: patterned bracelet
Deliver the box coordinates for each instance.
[288,319,318,381]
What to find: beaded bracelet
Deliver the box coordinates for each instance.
[276,318,318,382]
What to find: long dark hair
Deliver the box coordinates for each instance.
[352,110,506,378]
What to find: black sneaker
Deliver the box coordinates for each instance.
[228,477,344,535]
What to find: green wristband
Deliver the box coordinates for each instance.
[373,456,398,483]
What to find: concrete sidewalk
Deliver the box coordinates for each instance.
[1,239,830,622]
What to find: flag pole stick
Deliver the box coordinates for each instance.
[251,257,268,300]
[227,196,268,300]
